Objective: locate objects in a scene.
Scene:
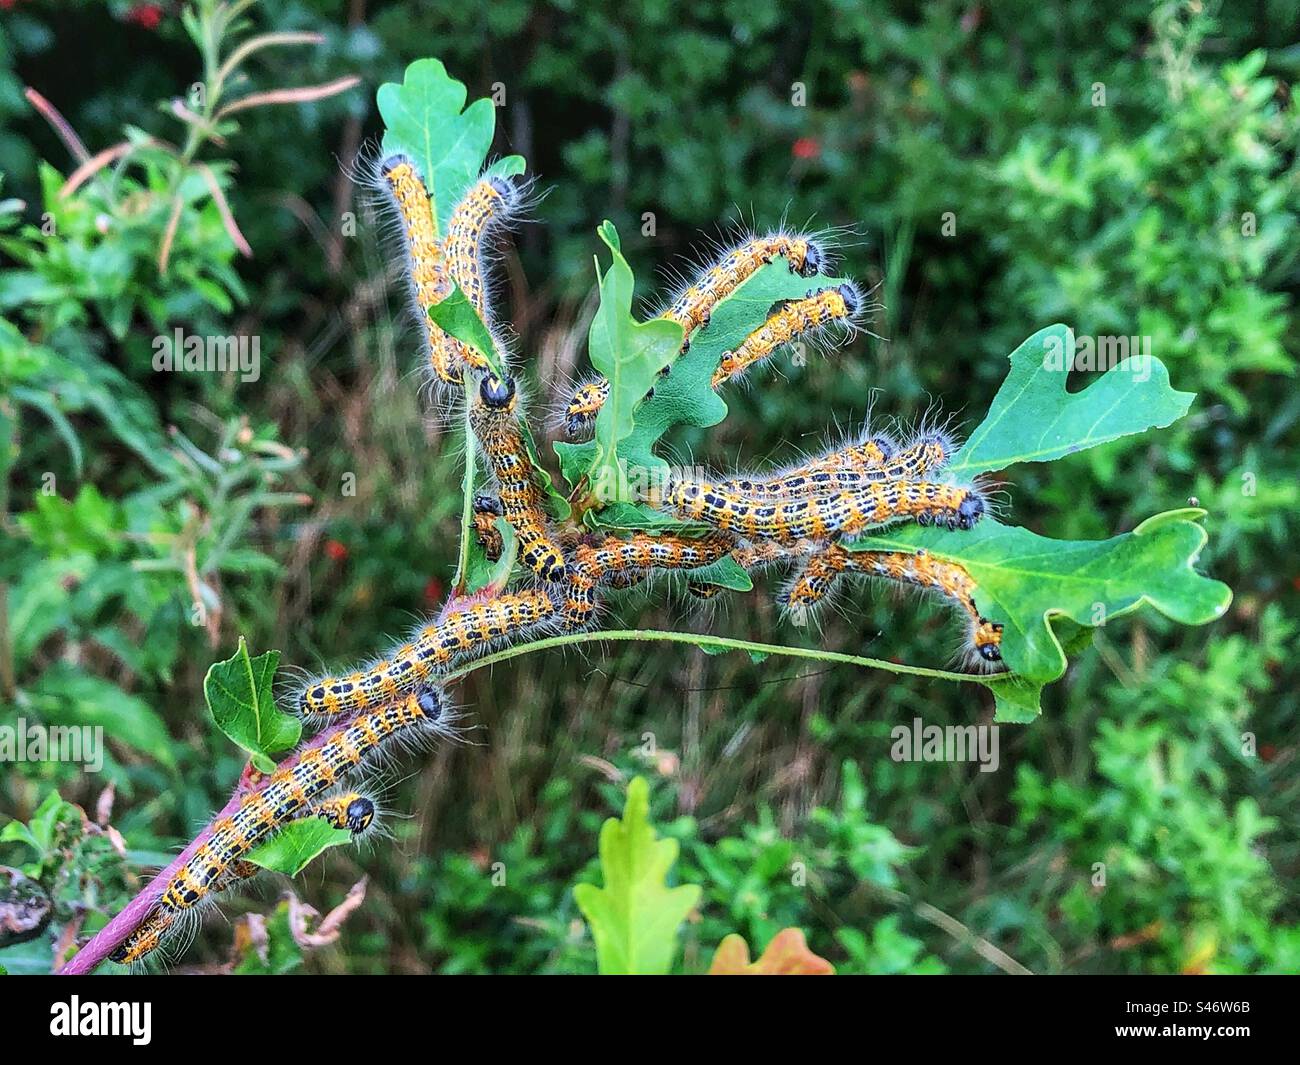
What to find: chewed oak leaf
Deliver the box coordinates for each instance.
[556,255,850,497]
[245,818,353,877]
[845,511,1231,721]
[554,222,682,508]
[205,638,300,774]
[947,323,1195,477]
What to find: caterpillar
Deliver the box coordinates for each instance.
[666,233,825,336]
[717,428,954,504]
[472,493,506,563]
[468,373,570,582]
[297,588,556,719]
[444,177,518,329]
[561,232,828,440]
[110,791,379,968]
[711,283,861,387]
[656,476,985,541]
[562,377,611,442]
[110,687,448,965]
[784,546,1003,666]
[112,710,431,970]
[562,532,737,628]
[377,154,468,387]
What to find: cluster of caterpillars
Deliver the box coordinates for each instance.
[110,154,1002,968]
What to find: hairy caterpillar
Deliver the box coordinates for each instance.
[109,684,444,968]
[562,532,737,628]
[562,377,611,441]
[469,374,570,582]
[718,428,955,504]
[711,283,861,387]
[444,177,518,330]
[656,476,985,541]
[297,588,556,719]
[666,233,825,335]
[784,546,1003,666]
[682,539,810,599]
[472,493,506,563]
[561,232,828,440]
[110,791,378,968]
[314,791,378,835]
[377,155,469,387]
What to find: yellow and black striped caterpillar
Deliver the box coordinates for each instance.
[711,283,861,387]
[297,588,556,719]
[656,475,985,541]
[472,493,506,562]
[717,430,952,503]
[469,373,570,583]
[378,155,469,387]
[561,532,737,628]
[444,176,517,326]
[561,232,828,440]
[110,790,377,967]
[667,232,825,335]
[108,683,437,968]
[784,546,1004,666]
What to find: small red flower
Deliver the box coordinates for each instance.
[125,3,163,29]
[792,137,821,161]
[324,539,348,562]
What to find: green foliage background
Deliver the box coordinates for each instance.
[0,0,1297,974]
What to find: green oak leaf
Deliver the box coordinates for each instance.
[555,222,683,507]
[845,511,1231,720]
[426,282,505,377]
[204,638,300,774]
[377,58,525,235]
[245,817,354,877]
[948,324,1195,477]
[574,776,701,975]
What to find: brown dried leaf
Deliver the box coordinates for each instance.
[708,928,835,975]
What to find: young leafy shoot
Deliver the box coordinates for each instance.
[574,777,701,975]
[204,637,300,774]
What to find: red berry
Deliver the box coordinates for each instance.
[324,539,348,562]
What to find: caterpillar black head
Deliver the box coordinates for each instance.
[956,493,985,530]
[344,796,377,834]
[473,492,504,517]
[798,240,826,278]
[837,281,862,317]
[415,684,444,722]
[479,373,517,410]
